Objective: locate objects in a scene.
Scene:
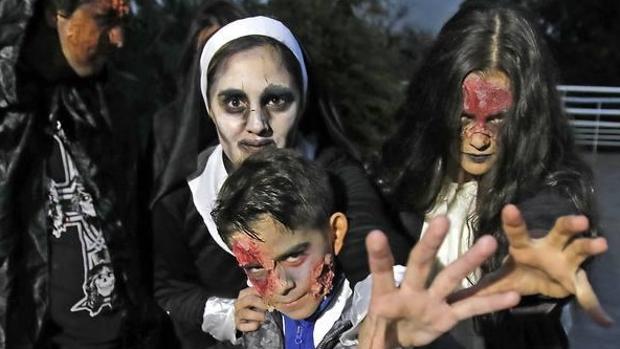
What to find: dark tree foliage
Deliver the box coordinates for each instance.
[239,0,433,151]
[465,0,620,85]
[106,0,432,153]
[524,0,620,85]
[106,0,204,152]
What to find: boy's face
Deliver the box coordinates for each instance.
[230,214,343,320]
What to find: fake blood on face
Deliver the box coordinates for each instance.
[462,73,512,138]
[310,256,335,298]
[232,239,276,297]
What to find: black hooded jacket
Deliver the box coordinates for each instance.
[0,1,160,347]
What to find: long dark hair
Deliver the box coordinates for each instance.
[380,2,596,271]
[176,1,249,92]
[150,1,247,205]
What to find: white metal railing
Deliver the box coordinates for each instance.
[558,85,620,151]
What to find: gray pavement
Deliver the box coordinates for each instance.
[570,151,620,348]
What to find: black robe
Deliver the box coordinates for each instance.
[0,1,162,347]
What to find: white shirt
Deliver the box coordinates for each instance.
[420,181,480,288]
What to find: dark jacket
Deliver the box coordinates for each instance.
[0,1,161,347]
[153,146,411,349]
[396,188,578,349]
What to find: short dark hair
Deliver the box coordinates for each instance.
[211,148,334,244]
[52,0,93,14]
[52,0,128,16]
[379,2,596,272]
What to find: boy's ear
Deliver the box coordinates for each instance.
[329,212,348,255]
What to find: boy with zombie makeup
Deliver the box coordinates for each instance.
[211,148,521,349]
[152,16,414,349]
[0,0,162,348]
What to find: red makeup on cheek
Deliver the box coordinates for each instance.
[232,240,277,297]
[309,256,335,298]
[462,74,512,124]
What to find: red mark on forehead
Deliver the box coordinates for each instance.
[232,239,276,297]
[462,74,512,123]
[232,239,262,267]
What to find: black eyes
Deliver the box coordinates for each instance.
[224,96,246,113]
[264,94,292,110]
[460,115,504,125]
[219,93,294,114]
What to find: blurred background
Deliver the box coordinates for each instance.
[107,0,620,346]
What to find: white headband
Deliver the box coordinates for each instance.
[199,16,308,115]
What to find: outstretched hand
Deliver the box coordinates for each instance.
[358,217,520,349]
[467,204,612,326]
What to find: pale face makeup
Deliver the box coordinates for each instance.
[208,45,302,169]
[229,215,335,320]
[458,70,513,178]
[56,0,128,77]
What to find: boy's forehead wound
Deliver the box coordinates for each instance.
[232,239,275,269]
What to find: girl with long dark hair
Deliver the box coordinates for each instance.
[378,2,609,348]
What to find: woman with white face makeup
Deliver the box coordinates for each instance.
[151,0,248,197]
[151,16,410,348]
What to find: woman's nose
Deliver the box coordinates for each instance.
[246,108,270,136]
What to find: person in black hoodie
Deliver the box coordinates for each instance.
[0,0,162,348]
[377,2,611,348]
[151,16,411,349]
[150,0,248,198]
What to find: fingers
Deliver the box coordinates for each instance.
[452,291,521,321]
[404,216,450,290]
[236,318,263,332]
[574,269,614,327]
[236,309,265,332]
[430,235,497,299]
[366,230,397,296]
[235,288,267,332]
[236,288,268,311]
[358,315,393,349]
[547,215,589,248]
[566,237,608,261]
[501,205,530,249]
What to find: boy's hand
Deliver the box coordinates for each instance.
[359,217,520,349]
[234,287,268,332]
[464,205,612,326]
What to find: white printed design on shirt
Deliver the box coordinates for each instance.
[48,133,117,317]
